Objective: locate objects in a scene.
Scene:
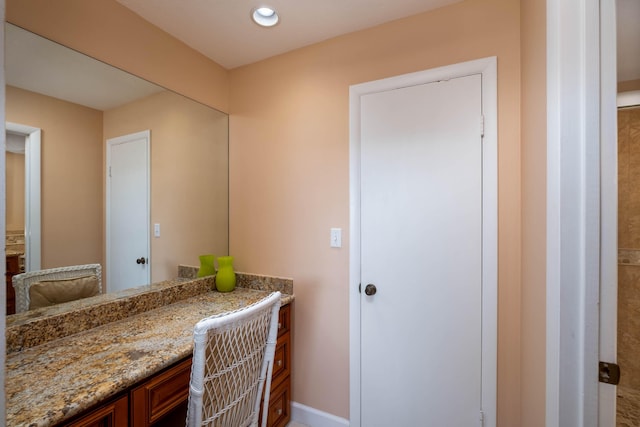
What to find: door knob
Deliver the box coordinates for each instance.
[136,257,146,265]
[364,284,377,296]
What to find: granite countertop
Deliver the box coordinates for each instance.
[6,271,293,427]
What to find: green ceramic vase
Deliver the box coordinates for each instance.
[215,256,236,292]
[197,254,216,277]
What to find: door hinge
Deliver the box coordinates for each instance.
[358,283,361,293]
[109,166,112,178]
[480,115,485,138]
[479,410,485,427]
[599,361,620,385]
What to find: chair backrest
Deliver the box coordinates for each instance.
[12,264,103,313]
[186,291,281,427]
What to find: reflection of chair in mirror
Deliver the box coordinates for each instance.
[186,291,281,427]
[12,264,103,313]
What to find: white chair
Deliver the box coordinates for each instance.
[12,264,102,313]
[186,291,281,427]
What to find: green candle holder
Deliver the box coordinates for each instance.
[197,254,216,277]
[215,256,236,292]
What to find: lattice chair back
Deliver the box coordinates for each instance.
[12,263,103,313]
[186,291,282,427]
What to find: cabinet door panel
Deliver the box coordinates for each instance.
[64,395,128,427]
[267,377,291,427]
[271,331,291,389]
[277,304,290,337]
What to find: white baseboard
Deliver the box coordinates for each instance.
[290,401,350,427]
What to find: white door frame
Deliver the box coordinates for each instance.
[105,130,151,291]
[599,0,618,424]
[6,122,41,272]
[349,57,497,426]
[546,0,617,425]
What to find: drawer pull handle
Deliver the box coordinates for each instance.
[278,322,282,329]
[277,359,282,367]
[277,408,283,415]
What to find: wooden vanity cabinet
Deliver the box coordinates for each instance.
[266,303,292,427]
[60,303,292,427]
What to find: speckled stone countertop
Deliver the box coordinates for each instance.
[6,271,293,427]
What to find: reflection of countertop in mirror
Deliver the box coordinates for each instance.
[6,277,204,350]
[6,271,294,427]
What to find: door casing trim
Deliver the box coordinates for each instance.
[348,56,497,426]
[545,0,618,425]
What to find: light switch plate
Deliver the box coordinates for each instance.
[330,228,342,248]
[154,223,161,237]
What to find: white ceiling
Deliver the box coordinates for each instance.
[117,0,640,81]
[6,0,640,112]
[116,0,461,70]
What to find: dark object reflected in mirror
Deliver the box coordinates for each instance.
[4,23,229,317]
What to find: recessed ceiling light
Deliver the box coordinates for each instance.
[252,6,279,27]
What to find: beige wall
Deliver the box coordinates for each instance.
[6,86,103,268]
[6,0,229,113]
[104,91,229,283]
[229,0,522,422]
[5,151,24,231]
[4,0,554,425]
[520,0,547,425]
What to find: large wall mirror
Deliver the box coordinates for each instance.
[5,23,229,315]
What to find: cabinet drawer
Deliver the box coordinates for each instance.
[277,304,290,337]
[267,376,291,427]
[130,358,192,426]
[272,331,290,388]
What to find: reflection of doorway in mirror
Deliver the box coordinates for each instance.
[6,132,25,273]
[5,123,41,273]
[106,130,151,293]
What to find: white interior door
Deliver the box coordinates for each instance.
[106,130,150,292]
[357,68,494,425]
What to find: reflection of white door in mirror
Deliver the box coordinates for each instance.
[6,23,229,301]
[5,122,41,273]
[106,130,150,292]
